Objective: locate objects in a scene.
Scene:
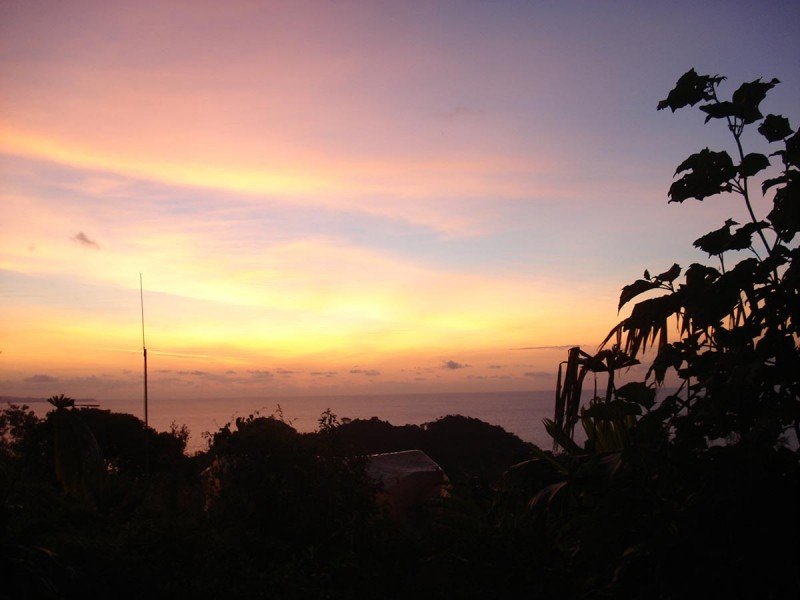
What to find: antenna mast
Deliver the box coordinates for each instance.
[140,273,148,427]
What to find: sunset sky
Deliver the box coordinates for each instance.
[2,1,798,400]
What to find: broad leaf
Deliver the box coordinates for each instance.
[729,221,769,251]
[657,69,723,112]
[655,263,681,283]
[542,418,583,455]
[647,343,682,384]
[587,347,639,371]
[739,153,770,178]
[619,279,660,312]
[786,130,800,168]
[758,114,793,142]
[684,263,720,287]
[731,78,780,124]
[713,324,761,350]
[699,101,737,123]
[768,172,800,242]
[699,79,780,124]
[771,131,800,168]
[614,381,656,409]
[762,175,786,194]
[669,148,736,202]
[618,293,679,357]
[685,260,758,328]
[693,219,738,256]
[726,256,760,285]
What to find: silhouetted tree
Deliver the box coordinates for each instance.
[548,69,799,452]
[506,69,800,599]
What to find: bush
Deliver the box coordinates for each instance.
[516,69,800,598]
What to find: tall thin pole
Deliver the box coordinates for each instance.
[140,273,148,427]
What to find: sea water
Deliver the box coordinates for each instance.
[16,390,559,453]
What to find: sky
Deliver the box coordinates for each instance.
[1,0,799,401]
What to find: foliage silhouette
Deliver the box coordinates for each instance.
[519,68,800,598]
[46,396,105,505]
[327,414,534,483]
[549,68,798,452]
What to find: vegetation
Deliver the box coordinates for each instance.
[0,401,543,598]
[525,68,800,597]
[0,69,797,598]
[550,69,798,451]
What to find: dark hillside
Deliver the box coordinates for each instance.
[325,414,534,482]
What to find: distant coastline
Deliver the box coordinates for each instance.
[6,390,558,452]
[5,388,679,452]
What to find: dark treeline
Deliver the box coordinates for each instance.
[2,396,797,599]
[0,403,546,599]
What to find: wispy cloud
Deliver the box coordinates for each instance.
[248,370,274,379]
[524,371,552,378]
[72,231,99,249]
[517,345,580,350]
[24,374,59,383]
[442,360,469,370]
[350,368,381,376]
[0,127,552,237]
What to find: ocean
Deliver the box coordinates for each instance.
[15,390,559,453]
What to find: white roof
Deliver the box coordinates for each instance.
[365,449,447,488]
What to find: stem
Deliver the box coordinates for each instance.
[684,373,692,410]
[748,245,762,261]
[732,130,773,257]
[709,85,774,258]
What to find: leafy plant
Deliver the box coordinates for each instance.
[317,407,341,433]
[519,70,800,596]
[549,69,798,451]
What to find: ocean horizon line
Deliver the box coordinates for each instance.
[2,388,555,405]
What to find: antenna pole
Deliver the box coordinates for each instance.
[140,273,148,427]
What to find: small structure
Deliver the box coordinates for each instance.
[365,450,449,516]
